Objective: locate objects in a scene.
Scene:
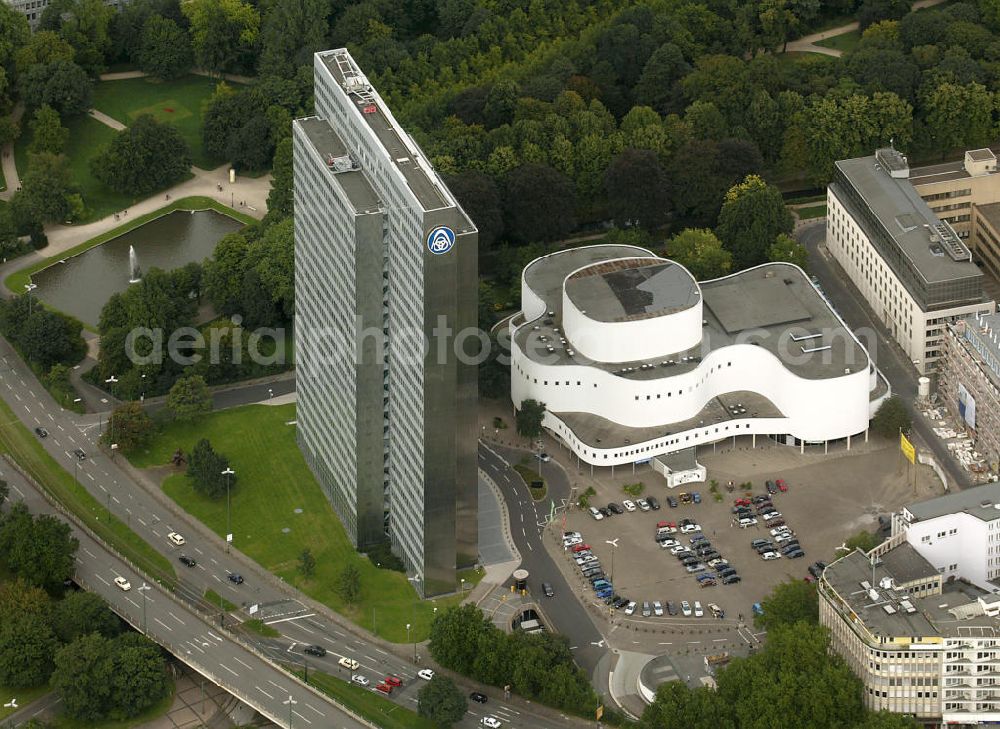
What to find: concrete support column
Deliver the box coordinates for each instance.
[865,428,869,443]
[800,440,804,455]
[824,440,828,455]
[752,434,756,449]
[847,434,851,451]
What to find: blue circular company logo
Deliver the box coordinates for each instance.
[426,226,456,255]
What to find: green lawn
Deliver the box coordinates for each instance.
[0,684,51,721]
[0,397,176,583]
[129,404,471,643]
[301,671,437,729]
[90,75,226,170]
[814,29,861,53]
[795,203,828,220]
[205,588,237,612]
[5,196,255,295]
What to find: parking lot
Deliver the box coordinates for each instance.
[548,440,938,633]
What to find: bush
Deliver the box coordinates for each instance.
[365,541,405,572]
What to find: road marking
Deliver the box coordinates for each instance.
[267,679,286,691]
[304,703,325,717]
[375,648,388,656]
[256,686,274,699]
[263,613,316,626]
[194,547,203,555]
[11,484,23,497]
[125,597,139,608]
[233,656,252,670]
[97,483,106,492]
[286,642,297,653]
[86,473,94,481]
[13,393,20,402]
[343,644,356,652]
[112,496,119,504]
[154,617,173,631]
[658,642,672,645]
[96,575,110,586]
[292,710,312,724]
[188,641,205,654]
[168,612,185,626]
[137,518,147,526]
[219,663,238,677]
[207,632,223,642]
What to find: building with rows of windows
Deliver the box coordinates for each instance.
[4,0,130,28]
[822,483,1000,724]
[509,245,890,469]
[293,49,477,597]
[827,148,997,374]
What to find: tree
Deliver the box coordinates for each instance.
[106,633,170,720]
[28,105,68,155]
[91,114,191,195]
[503,164,576,243]
[50,634,113,721]
[0,503,78,591]
[166,375,213,421]
[0,5,30,75]
[447,170,503,251]
[14,29,75,77]
[634,43,689,115]
[50,591,120,643]
[17,307,87,369]
[265,137,292,222]
[18,59,92,117]
[871,395,911,438]
[39,0,113,76]
[182,0,260,74]
[257,0,329,78]
[15,152,76,224]
[298,548,316,578]
[417,675,468,728]
[845,529,882,554]
[336,563,361,604]
[756,579,818,631]
[101,401,155,453]
[137,15,191,80]
[604,148,670,229]
[921,82,994,152]
[0,612,58,688]
[855,711,922,728]
[666,229,733,280]
[768,233,809,270]
[716,175,793,270]
[202,88,272,168]
[227,114,274,172]
[186,438,231,499]
[516,399,545,440]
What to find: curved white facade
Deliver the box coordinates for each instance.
[511,247,890,467]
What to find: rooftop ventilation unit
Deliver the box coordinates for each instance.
[876,147,909,178]
[900,599,917,614]
[930,221,971,262]
[879,576,894,590]
[883,604,897,614]
[868,588,880,601]
[325,153,357,173]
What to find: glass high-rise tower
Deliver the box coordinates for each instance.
[293,49,478,597]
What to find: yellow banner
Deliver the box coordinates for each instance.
[900,432,915,464]
[596,706,604,721]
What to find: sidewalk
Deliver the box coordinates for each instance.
[0,103,25,200]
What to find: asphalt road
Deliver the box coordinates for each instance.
[477,444,609,683]
[797,221,972,490]
[1,467,366,729]
[0,335,582,729]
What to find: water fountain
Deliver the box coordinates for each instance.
[128,245,142,283]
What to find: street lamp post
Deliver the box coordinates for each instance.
[222,467,235,552]
[283,695,297,729]
[406,623,415,662]
[138,583,151,633]
[605,538,619,584]
[24,283,36,314]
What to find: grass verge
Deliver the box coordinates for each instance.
[814,29,861,53]
[131,404,467,643]
[205,588,237,612]
[0,684,50,721]
[242,618,280,637]
[298,671,436,729]
[795,203,827,220]
[0,397,175,582]
[5,196,254,294]
[513,464,546,501]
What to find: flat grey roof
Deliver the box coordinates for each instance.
[906,482,1000,523]
[653,447,699,472]
[908,159,971,186]
[976,202,1000,233]
[565,259,699,322]
[320,50,449,212]
[969,148,996,162]
[835,155,981,284]
[295,117,380,213]
[555,391,781,450]
[515,247,869,382]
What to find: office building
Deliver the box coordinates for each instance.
[293,49,477,597]
[4,0,130,29]
[510,245,889,469]
[827,148,995,374]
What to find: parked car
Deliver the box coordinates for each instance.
[340,657,360,671]
[680,523,701,534]
[708,603,724,619]
[384,676,403,687]
[657,520,676,529]
[786,549,806,559]
[761,551,781,560]
[571,543,591,553]
[667,496,678,508]
[647,496,660,510]
[596,587,614,599]
[776,478,788,492]
[761,511,781,521]
[696,573,715,583]
[536,452,551,462]
[679,492,692,504]
[752,495,770,504]
[780,542,801,554]
[303,645,326,657]
[589,506,604,520]
[775,533,796,544]
[658,539,679,549]
[470,692,488,704]
[738,518,758,528]
[670,545,689,555]
[351,674,370,687]
[542,582,554,597]
[653,600,664,616]
[607,502,624,515]
[624,601,637,616]
[564,531,581,539]
[636,498,650,511]
[694,601,704,617]
[751,538,771,548]
[734,498,751,507]
[692,492,701,504]
[681,600,692,617]
[708,558,728,568]
[563,537,583,547]
[765,480,777,494]
[685,564,706,573]
[722,574,742,584]
[622,500,637,512]
[765,518,786,528]
[808,561,828,579]
[375,682,392,694]
[752,603,764,617]
[642,601,652,617]
[666,601,678,616]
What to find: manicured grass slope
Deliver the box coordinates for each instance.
[814,29,861,53]
[131,405,469,643]
[303,672,436,729]
[90,75,225,170]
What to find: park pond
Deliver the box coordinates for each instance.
[32,210,243,327]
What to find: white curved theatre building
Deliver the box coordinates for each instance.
[510,245,891,467]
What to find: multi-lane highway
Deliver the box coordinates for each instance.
[1,464,368,729]
[0,336,585,729]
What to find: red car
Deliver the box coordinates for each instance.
[656,521,676,529]
[384,676,403,687]
[776,479,788,493]
[571,543,591,553]
[376,682,392,694]
[734,498,751,507]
